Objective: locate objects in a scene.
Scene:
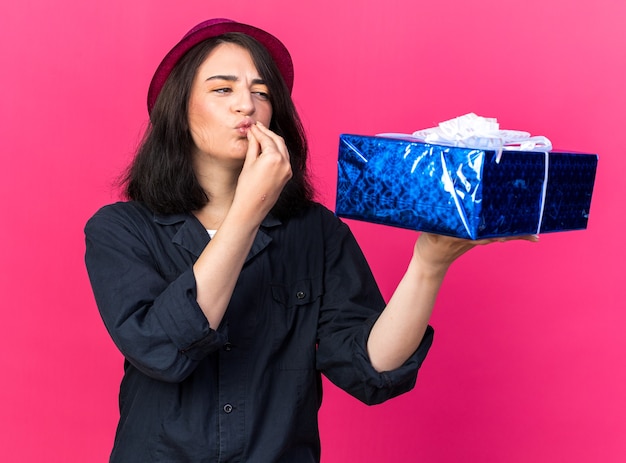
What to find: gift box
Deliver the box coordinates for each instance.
[335,133,598,239]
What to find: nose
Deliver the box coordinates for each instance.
[233,89,255,115]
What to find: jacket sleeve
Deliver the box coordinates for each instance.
[316,213,434,405]
[84,204,227,383]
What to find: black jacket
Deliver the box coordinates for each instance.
[85,201,433,462]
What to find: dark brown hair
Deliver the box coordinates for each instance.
[121,33,314,219]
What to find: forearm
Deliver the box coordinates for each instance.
[193,210,261,329]
[366,251,448,372]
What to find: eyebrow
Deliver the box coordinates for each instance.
[205,75,267,85]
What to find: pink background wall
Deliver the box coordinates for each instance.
[1,0,624,461]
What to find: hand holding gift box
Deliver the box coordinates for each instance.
[335,114,598,239]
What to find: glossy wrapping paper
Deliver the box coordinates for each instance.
[335,134,598,239]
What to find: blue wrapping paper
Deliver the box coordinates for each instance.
[335,134,598,239]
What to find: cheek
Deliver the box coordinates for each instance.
[188,112,215,150]
[188,101,220,142]
[260,104,273,126]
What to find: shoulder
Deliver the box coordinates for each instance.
[84,202,195,261]
[292,202,345,227]
[85,201,154,231]
[84,202,190,243]
[279,202,347,234]
[88,201,152,219]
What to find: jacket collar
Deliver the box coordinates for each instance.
[154,211,281,262]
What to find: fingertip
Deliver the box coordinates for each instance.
[245,128,259,158]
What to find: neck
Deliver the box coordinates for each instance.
[192,155,242,230]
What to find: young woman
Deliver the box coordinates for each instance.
[85,18,536,462]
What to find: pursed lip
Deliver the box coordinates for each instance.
[235,118,254,133]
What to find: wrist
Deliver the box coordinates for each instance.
[410,251,450,282]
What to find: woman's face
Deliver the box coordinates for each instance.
[188,42,273,164]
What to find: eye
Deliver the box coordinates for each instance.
[251,84,270,101]
[213,87,232,94]
[253,90,270,101]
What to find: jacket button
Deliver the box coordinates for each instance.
[296,291,306,299]
[223,342,232,351]
[223,404,233,413]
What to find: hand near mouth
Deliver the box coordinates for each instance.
[231,121,293,221]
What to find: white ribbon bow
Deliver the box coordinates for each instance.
[379,112,552,163]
